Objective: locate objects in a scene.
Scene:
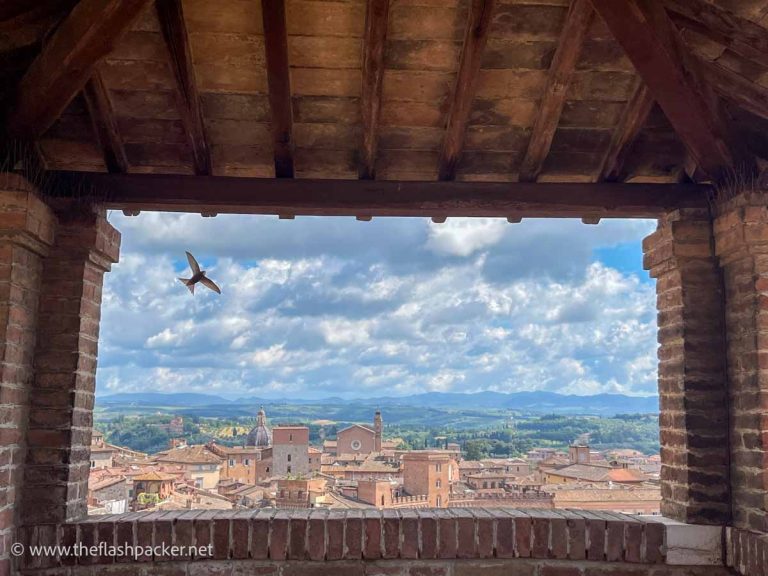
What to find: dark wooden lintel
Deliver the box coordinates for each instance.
[62,172,709,218]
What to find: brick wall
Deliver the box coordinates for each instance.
[0,178,56,576]
[643,208,730,525]
[714,193,768,534]
[22,205,120,526]
[727,526,768,576]
[15,509,728,576]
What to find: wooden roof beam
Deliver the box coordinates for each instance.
[665,0,768,69]
[698,56,768,122]
[438,0,496,181]
[598,81,655,182]
[518,0,594,183]
[83,69,129,174]
[359,0,390,180]
[6,0,151,139]
[590,0,738,181]
[156,0,211,175]
[66,172,709,219]
[261,0,294,178]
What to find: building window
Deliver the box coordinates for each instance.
[289,433,293,441]
[229,459,234,467]
[436,479,441,488]
[287,454,292,462]
[287,465,292,474]
[244,459,250,466]
[351,440,362,451]
[436,463,441,472]
[436,496,442,507]
[90,461,95,468]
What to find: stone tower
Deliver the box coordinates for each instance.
[374,410,382,452]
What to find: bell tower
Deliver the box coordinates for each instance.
[374,410,383,452]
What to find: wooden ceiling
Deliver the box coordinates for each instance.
[1,0,768,216]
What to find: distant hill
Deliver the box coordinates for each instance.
[97,390,658,415]
[97,392,233,406]
[369,391,659,413]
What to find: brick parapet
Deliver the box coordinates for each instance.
[642,209,730,525]
[15,509,673,573]
[726,526,768,576]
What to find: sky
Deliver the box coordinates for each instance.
[96,212,659,400]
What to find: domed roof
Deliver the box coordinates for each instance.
[246,406,271,447]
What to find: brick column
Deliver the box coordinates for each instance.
[22,205,120,525]
[0,176,55,576]
[714,192,768,533]
[643,208,730,525]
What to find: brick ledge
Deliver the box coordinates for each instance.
[17,508,676,571]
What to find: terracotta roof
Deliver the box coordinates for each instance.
[133,471,177,482]
[155,445,222,465]
[552,488,661,503]
[89,476,125,491]
[546,464,647,483]
[337,424,375,435]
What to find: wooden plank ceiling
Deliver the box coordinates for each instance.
[2,0,768,196]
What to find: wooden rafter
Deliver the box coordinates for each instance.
[698,57,768,122]
[82,69,129,173]
[359,0,390,180]
[438,0,496,181]
[598,81,654,182]
[261,0,294,178]
[518,0,594,183]
[6,0,151,139]
[665,0,768,69]
[68,172,709,218]
[590,0,737,180]
[156,0,211,175]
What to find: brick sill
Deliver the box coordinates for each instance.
[17,508,682,570]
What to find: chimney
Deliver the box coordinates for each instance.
[374,411,382,452]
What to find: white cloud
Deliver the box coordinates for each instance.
[426,218,507,257]
[97,213,659,399]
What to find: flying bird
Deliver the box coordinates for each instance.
[178,251,221,294]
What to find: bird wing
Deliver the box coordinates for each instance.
[186,251,201,275]
[200,275,221,294]
[179,278,195,294]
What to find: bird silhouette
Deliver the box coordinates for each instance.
[178,251,221,294]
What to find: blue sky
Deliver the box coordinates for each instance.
[96,213,658,399]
